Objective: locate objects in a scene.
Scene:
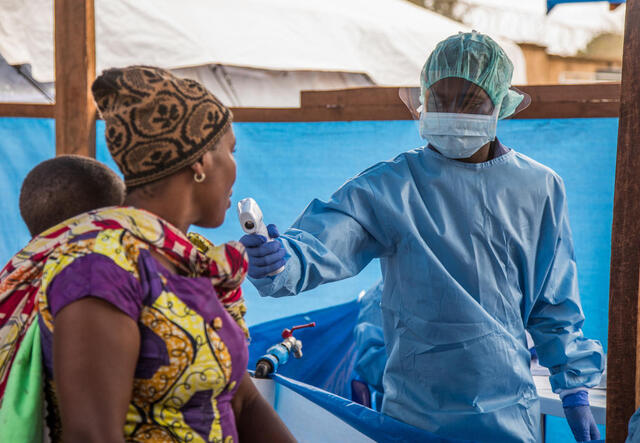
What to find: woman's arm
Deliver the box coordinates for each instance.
[53,297,140,443]
[231,373,296,442]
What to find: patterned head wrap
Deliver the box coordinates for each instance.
[92,66,232,187]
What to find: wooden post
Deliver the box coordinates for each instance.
[54,0,96,157]
[607,0,640,441]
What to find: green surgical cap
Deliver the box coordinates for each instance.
[420,31,524,119]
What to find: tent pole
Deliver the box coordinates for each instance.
[54,0,96,157]
[607,0,640,440]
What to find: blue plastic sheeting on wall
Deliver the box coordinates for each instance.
[545,415,605,443]
[0,118,55,261]
[0,117,618,346]
[0,117,619,443]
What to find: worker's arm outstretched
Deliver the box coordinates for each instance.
[525,177,604,441]
[241,175,391,298]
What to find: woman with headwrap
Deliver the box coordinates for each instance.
[0,66,294,443]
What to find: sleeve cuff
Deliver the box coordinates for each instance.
[557,387,588,400]
[248,264,290,297]
[561,389,589,408]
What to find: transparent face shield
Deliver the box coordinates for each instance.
[399,79,531,159]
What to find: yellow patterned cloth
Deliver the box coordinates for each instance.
[7,206,249,442]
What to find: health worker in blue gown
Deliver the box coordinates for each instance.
[240,31,604,443]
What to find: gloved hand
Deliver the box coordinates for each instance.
[239,224,287,279]
[562,391,600,442]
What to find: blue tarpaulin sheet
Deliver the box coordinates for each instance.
[0,117,617,442]
[248,303,475,442]
[248,300,360,400]
[547,0,625,12]
[270,372,474,443]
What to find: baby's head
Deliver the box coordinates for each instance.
[19,155,125,236]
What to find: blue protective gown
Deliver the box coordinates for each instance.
[354,280,386,394]
[251,142,604,442]
[627,407,640,443]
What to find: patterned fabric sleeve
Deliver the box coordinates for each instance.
[46,254,144,320]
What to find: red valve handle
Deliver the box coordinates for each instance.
[282,322,316,339]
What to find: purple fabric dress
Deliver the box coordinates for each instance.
[39,242,249,443]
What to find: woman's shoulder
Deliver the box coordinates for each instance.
[42,227,148,286]
[39,230,148,321]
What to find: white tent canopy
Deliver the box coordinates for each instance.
[0,0,526,107]
[171,65,374,108]
[460,0,625,56]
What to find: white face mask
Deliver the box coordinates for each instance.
[419,107,500,159]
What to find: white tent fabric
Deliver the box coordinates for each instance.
[0,55,53,103]
[0,0,526,106]
[171,65,374,107]
[460,0,625,56]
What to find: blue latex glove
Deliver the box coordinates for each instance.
[562,391,600,442]
[239,224,287,279]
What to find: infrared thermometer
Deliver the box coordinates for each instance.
[237,198,284,275]
[238,197,270,239]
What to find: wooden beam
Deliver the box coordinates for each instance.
[231,104,412,122]
[517,83,620,104]
[0,83,621,122]
[0,103,55,119]
[54,0,96,157]
[513,101,620,120]
[229,84,619,122]
[607,0,640,441]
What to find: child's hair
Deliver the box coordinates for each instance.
[19,155,126,236]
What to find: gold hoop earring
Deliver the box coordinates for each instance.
[194,172,206,183]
